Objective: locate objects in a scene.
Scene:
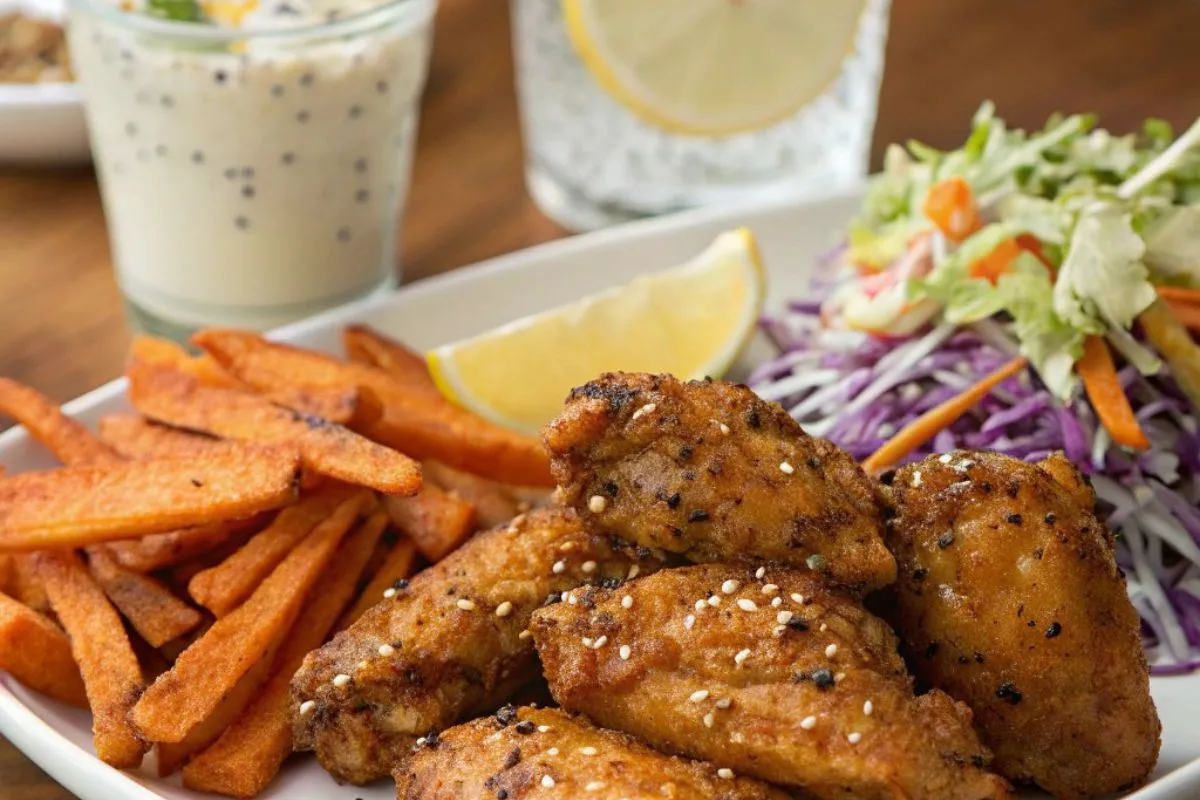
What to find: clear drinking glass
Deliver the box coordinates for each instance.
[511,0,891,232]
[67,0,436,339]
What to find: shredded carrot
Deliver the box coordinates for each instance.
[862,356,1028,475]
[1163,299,1200,332]
[1156,286,1200,306]
[1015,234,1055,273]
[1076,335,1150,450]
[922,177,981,243]
[969,237,1024,283]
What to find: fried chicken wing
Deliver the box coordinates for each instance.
[291,508,664,784]
[395,706,790,800]
[880,451,1160,798]
[530,562,1012,800]
[544,373,896,590]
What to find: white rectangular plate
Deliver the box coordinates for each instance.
[1,190,1197,799]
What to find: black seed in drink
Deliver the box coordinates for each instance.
[125,122,138,136]
[354,158,367,172]
[281,152,296,165]
[337,227,351,242]
[224,167,237,180]
[214,69,227,84]
[270,84,284,98]
[242,186,256,199]
[155,144,168,156]
[191,151,204,164]
[241,167,254,179]
[376,79,388,93]
[234,215,249,230]
[349,105,362,119]
[297,110,310,123]
[160,95,174,108]
[119,48,133,61]
[299,72,314,86]
[355,189,369,202]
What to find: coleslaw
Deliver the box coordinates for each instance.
[753,105,1200,673]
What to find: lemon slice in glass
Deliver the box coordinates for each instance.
[562,0,868,137]
[427,228,766,434]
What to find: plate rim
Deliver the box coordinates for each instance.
[1,185,1197,799]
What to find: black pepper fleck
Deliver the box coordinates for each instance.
[679,446,693,460]
[598,576,622,589]
[1033,547,1044,560]
[514,720,535,735]
[786,617,809,632]
[392,578,409,590]
[746,410,761,428]
[190,478,203,487]
[1044,512,1056,524]
[912,567,928,581]
[879,470,896,486]
[601,480,619,498]
[925,641,940,658]
[995,682,1023,705]
[502,747,520,769]
[687,509,709,523]
[1045,622,1062,638]
[812,668,835,689]
[542,592,561,607]
[666,493,681,509]
[937,532,955,549]
[495,704,517,725]
[974,652,985,663]
[1007,513,1023,525]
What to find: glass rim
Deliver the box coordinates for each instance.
[67,0,434,42]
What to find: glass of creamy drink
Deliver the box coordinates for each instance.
[67,0,436,337]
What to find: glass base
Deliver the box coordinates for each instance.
[525,163,667,232]
[122,273,398,344]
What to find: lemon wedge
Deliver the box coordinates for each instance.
[562,0,867,137]
[427,228,766,434]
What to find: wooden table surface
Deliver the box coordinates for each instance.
[3,0,1199,795]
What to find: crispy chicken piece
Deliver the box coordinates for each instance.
[291,508,664,784]
[530,563,1012,800]
[395,706,791,800]
[880,451,1160,798]
[544,373,896,591]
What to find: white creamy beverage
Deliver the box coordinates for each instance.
[68,0,435,333]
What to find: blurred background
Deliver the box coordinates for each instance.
[2,0,1200,792]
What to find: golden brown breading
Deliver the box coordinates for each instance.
[291,508,664,784]
[395,706,791,800]
[530,562,1012,800]
[880,451,1160,798]
[544,373,896,590]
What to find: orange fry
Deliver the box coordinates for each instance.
[0,378,119,465]
[423,459,549,529]
[86,547,202,648]
[98,414,228,460]
[343,324,440,396]
[182,510,389,797]
[0,446,300,552]
[338,535,418,629]
[188,486,361,617]
[130,335,245,389]
[130,335,375,426]
[0,591,88,708]
[863,356,1029,475]
[129,490,373,743]
[33,550,147,768]
[106,519,262,573]
[127,363,420,497]
[8,554,50,613]
[1077,335,1151,450]
[194,329,553,486]
[383,484,476,562]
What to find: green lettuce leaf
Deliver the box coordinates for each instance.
[1052,205,1158,333]
[1142,205,1200,285]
